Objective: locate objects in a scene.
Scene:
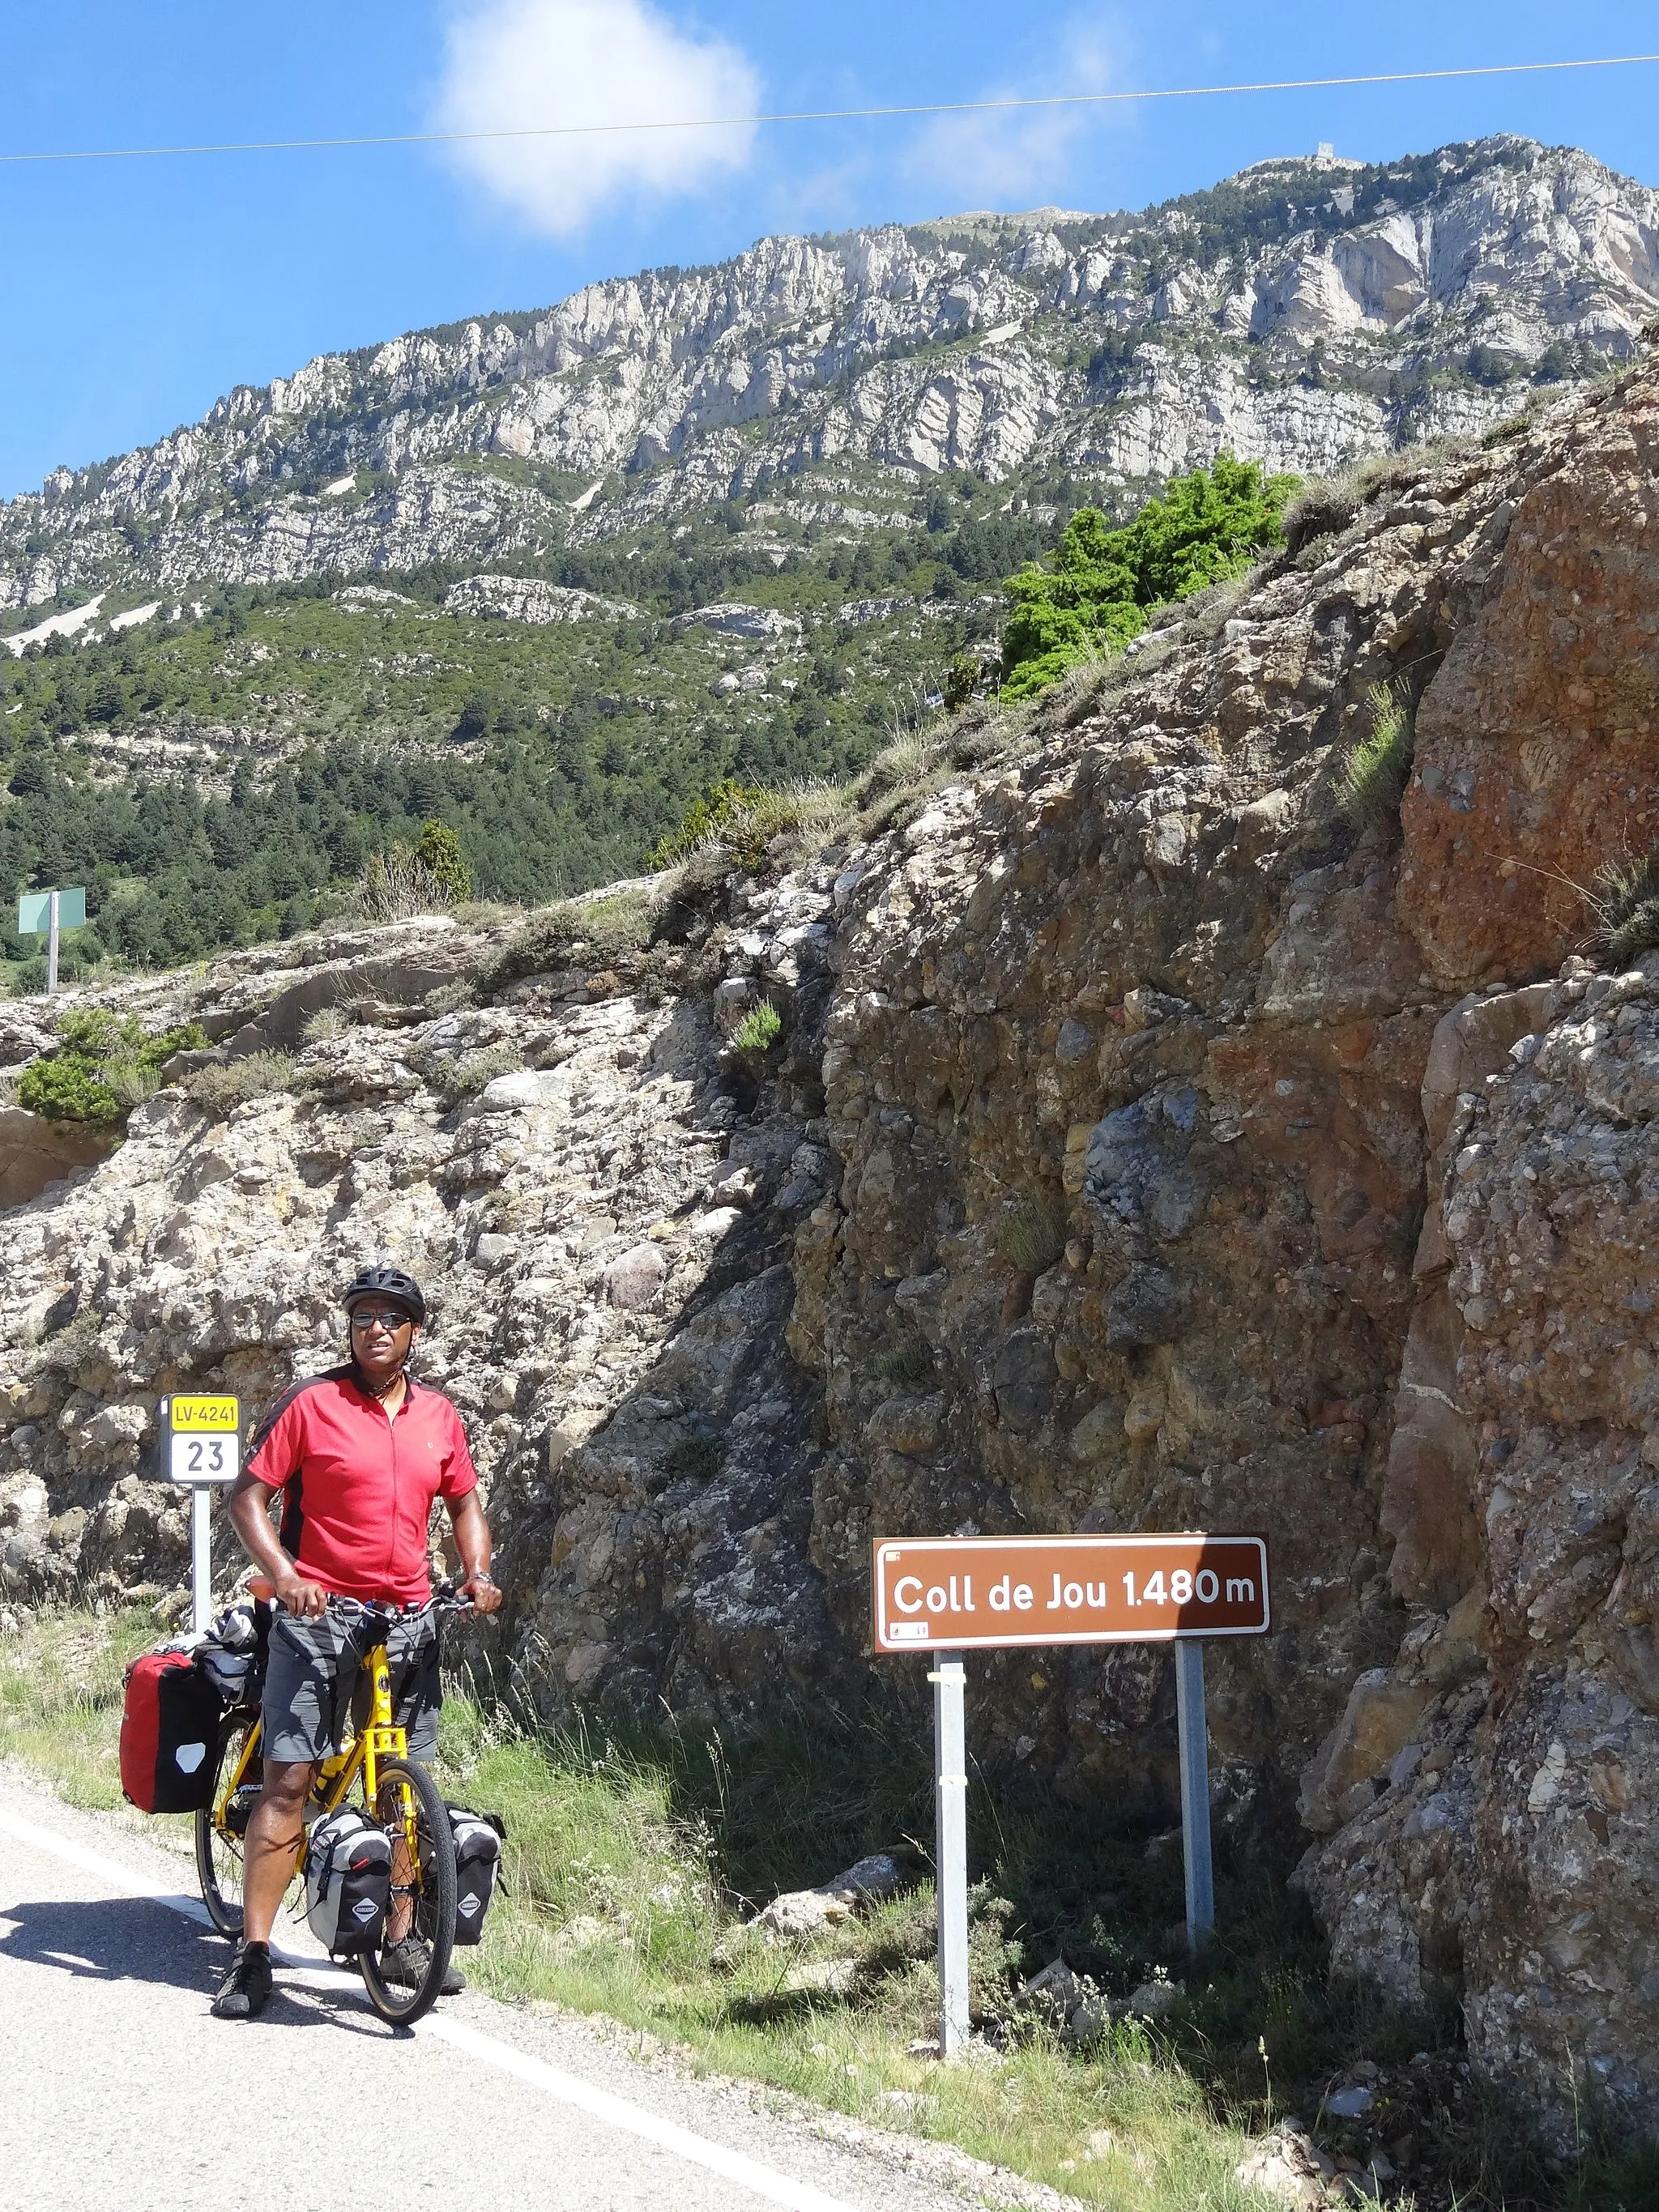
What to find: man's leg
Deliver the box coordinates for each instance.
[377,1610,463,1991]
[215,1609,342,2015]
[241,1759,320,1946]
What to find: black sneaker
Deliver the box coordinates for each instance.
[377,1937,465,1994]
[211,1943,273,2020]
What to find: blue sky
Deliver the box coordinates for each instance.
[0,0,1653,500]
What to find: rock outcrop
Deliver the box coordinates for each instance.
[2,359,1658,2137]
[3,138,1655,611]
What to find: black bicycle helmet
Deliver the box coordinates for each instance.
[341,1264,426,1324]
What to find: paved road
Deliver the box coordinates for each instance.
[0,1771,1026,2212]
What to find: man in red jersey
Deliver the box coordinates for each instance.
[211,1264,501,2022]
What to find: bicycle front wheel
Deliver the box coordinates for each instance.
[359,1754,456,2027]
[195,1714,262,1937]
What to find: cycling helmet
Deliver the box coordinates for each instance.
[341,1264,426,1324]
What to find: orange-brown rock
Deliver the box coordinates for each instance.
[1400,378,1659,987]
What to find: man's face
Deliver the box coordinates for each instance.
[348,1301,419,1384]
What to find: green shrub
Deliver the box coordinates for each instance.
[412,817,473,905]
[942,654,981,712]
[731,1001,782,1055]
[1001,456,1299,700]
[1336,681,1416,833]
[18,1012,209,1125]
[182,1051,294,1120]
[355,816,473,922]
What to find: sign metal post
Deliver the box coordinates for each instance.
[1175,1639,1214,1952]
[931,1658,970,2057]
[157,1394,241,1634]
[873,1532,1269,2052]
[46,889,59,996]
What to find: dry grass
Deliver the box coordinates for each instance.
[182,1051,295,1120]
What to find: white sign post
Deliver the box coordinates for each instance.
[930,1658,970,2057]
[158,1394,241,1634]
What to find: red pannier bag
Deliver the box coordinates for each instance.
[119,1652,224,1813]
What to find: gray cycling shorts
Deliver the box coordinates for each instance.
[261,1605,441,1767]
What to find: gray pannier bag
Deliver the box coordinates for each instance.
[304,1808,392,1956]
[447,1806,504,1946]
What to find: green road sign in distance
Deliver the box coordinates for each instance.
[16,888,87,935]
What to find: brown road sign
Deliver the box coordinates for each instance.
[872,1533,1269,1652]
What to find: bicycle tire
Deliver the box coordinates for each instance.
[358,1754,456,2027]
[195,1713,262,1937]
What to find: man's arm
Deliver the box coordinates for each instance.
[227,1474,328,1617]
[446,1489,502,1615]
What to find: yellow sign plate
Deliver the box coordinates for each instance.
[169,1394,239,1434]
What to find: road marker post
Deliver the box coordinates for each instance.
[873,1531,1269,2047]
[157,1393,241,1634]
[930,1657,970,2056]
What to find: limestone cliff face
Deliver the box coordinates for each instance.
[3,138,1655,610]
[1,362,1658,2133]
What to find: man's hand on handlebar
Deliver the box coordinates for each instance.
[458,1570,502,1616]
[274,1568,329,1618]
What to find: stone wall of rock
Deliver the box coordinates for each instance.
[0,361,1657,2137]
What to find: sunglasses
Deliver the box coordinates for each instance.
[349,1307,415,1332]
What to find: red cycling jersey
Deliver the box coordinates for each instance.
[244,1366,478,1604]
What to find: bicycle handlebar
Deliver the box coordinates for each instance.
[245,1573,476,1617]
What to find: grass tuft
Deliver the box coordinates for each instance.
[1001,1196,1068,1277]
[1587,845,1659,968]
[1335,681,1415,833]
[426,1042,524,1108]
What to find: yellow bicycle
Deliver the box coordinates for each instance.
[195,1581,468,2027]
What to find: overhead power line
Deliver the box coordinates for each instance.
[0,52,1656,167]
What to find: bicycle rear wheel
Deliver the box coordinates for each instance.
[195,1714,262,1937]
[358,1754,456,2027]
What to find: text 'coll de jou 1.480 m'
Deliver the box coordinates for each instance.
[870,1534,1271,1652]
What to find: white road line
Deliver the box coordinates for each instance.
[418,2014,864,2212]
[0,1807,215,1928]
[0,1803,864,2212]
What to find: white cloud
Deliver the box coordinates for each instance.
[435,0,760,236]
[904,26,1124,211]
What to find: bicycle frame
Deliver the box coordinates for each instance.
[211,1634,410,1852]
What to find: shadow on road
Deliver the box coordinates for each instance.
[0,1894,407,2038]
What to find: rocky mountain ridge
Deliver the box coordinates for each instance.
[1,354,1657,2139]
[3,135,1656,616]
